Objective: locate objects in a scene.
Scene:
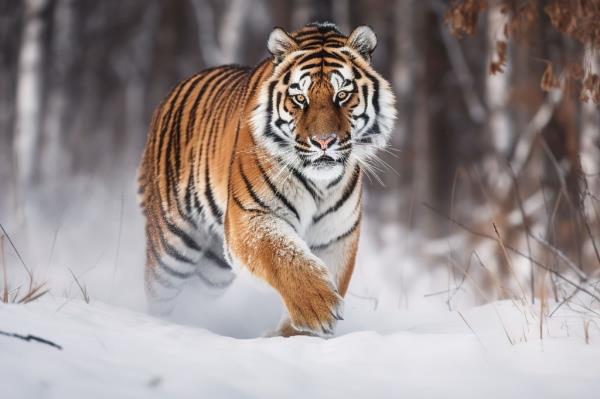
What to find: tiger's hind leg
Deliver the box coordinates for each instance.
[144,219,235,316]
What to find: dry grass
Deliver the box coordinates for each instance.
[68,268,90,304]
[0,224,49,305]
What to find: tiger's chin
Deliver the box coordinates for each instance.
[302,161,345,182]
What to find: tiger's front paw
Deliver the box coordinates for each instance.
[284,269,344,336]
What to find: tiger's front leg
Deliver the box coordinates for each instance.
[275,222,360,337]
[224,204,343,336]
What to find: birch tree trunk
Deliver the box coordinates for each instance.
[581,51,600,221]
[13,0,48,205]
[485,2,512,158]
[42,0,75,184]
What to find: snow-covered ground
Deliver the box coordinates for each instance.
[2,294,599,399]
[2,185,600,398]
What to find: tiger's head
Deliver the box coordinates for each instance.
[251,22,396,182]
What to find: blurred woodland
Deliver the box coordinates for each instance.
[1,0,600,306]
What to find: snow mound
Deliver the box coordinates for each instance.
[1,296,599,399]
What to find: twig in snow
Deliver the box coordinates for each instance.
[457,310,486,350]
[0,330,62,350]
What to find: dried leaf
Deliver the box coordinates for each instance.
[490,41,508,75]
[541,63,560,91]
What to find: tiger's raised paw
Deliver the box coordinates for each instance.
[283,270,344,336]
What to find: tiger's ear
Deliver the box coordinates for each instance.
[346,26,377,62]
[267,27,298,64]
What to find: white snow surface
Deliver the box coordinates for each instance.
[2,186,600,398]
[2,295,599,399]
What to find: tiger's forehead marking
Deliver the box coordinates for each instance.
[288,61,353,92]
[292,23,346,49]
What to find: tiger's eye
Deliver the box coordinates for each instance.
[295,94,305,103]
[338,92,347,99]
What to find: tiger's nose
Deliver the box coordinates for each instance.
[310,133,337,150]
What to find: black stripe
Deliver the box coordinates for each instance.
[293,30,320,39]
[240,161,269,208]
[148,266,178,290]
[297,49,344,64]
[187,69,230,140]
[172,76,203,179]
[159,229,196,265]
[290,166,320,200]
[199,70,246,224]
[310,216,361,251]
[313,166,360,223]
[326,171,345,189]
[231,193,268,215]
[204,249,232,270]
[256,159,300,220]
[323,61,344,68]
[165,219,202,252]
[300,62,322,70]
[157,82,188,207]
[204,168,224,223]
[151,244,194,280]
[361,68,380,114]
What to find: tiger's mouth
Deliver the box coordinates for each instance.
[312,155,339,167]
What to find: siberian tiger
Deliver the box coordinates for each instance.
[138,22,396,337]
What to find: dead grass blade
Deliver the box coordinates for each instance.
[68,268,90,303]
[423,202,600,303]
[1,235,7,303]
[493,222,527,301]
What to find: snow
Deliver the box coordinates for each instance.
[2,294,599,399]
[2,186,600,398]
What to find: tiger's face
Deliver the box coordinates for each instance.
[252,23,396,182]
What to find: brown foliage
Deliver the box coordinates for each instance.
[446,0,600,106]
[445,0,487,37]
[581,72,600,104]
[504,0,539,39]
[545,0,600,47]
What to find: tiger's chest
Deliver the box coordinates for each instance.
[277,169,362,249]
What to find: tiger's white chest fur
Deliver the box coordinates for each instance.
[270,162,361,250]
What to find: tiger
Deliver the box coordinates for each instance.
[138,21,396,337]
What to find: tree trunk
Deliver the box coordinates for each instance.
[42,0,75,185]
[485,2,512,157]
[13,0,48,207]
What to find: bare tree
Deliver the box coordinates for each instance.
[42,0,76,184]
[13,0,49,206]
[485,1,511,157]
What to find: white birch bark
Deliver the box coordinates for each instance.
[485,1,512,157]
[42,0,75,182]
[392,0,416,147]
[14,0,48,194]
